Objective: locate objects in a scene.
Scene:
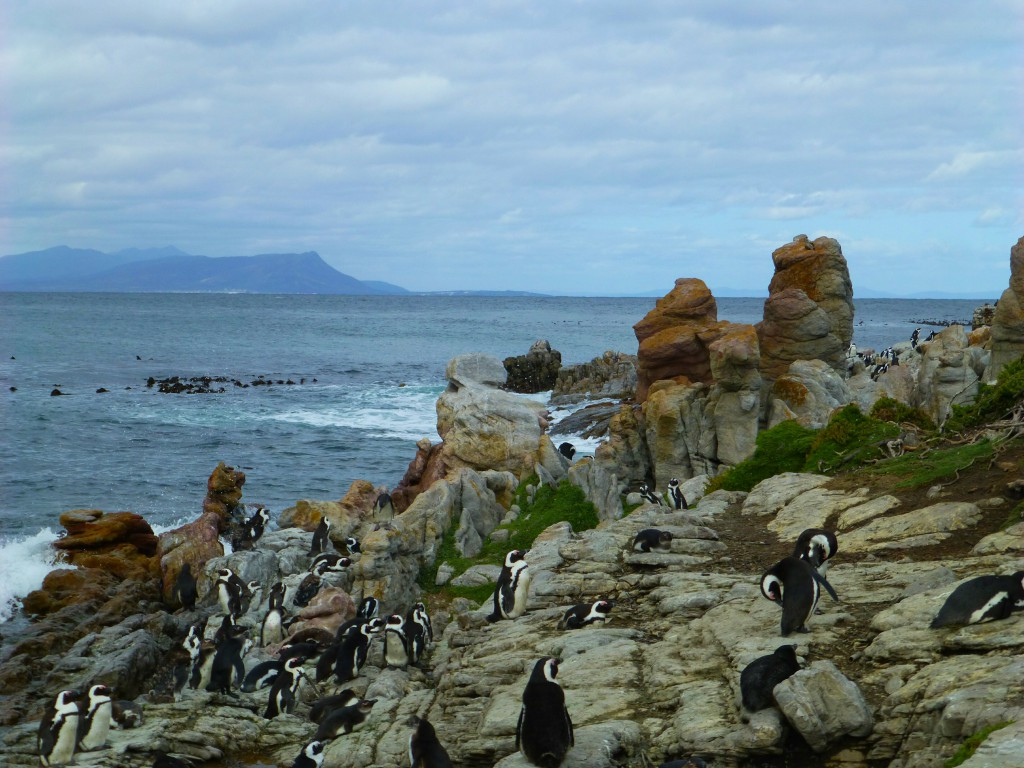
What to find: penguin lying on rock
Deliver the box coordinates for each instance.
[557,599,614,630]
[632,529,672,553]
[931,571,1024,628]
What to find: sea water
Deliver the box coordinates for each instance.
[0,292,987,620]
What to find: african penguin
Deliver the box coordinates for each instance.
[38,689,81,767]
[384,613,412,668]
[372,490,395,525]
[261,593,286,647]
[310,552,352,576]
[639,483,663,506]
[407,602,434,645]
[241,659,284,693]
[760,556,839,636]
[557,442,576,462]
[309,516,331,556]
[334,619,383,682]
[314,699,377,741]
[516,657,573,768]
[309,689,359,724]
[632,528,673,553]
[76,684,113,752]
[357,596,381,621]
[931,571,1024,628]
[172,562,198,611]
[409,715,454,768]
[265,656,306,719]
[666,478,688,510]
[557,599,614,630]
[793,528,838,573]
[111,699,142,729]
[214,568,245,618]
[740,645,801,712]
[293,573,323,608]
[207,629,252,695]
[291,739,326,768]
[486,549,532,622]
[344,536,361,554]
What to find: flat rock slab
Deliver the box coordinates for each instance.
[742,473,830,517]
[493,720,642,768]
[773,660,873,752]
[842,502,982,553]
[838,494,902,530]
[767,486,869,541]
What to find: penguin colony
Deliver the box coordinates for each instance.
[36,436,1024,768]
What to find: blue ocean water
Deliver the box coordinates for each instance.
[0,292,986,619]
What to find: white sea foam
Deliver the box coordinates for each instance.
[0,527,66,623]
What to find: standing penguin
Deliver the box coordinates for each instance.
[214,568,245,618]
[334,619,383,682]
[557,599,614,630]
[207,627,252,695]
[372,490,395,525]
[516,657,573,768]
[740,645,801,712]
[265,656,307,719]
[171,563,198,611]
[760,556,839,636]
[638,483,663,506]
[383,613,412,668]
[666,478,688,510]
[931,571,1024,628]
[557,442,576,462]
[38,689,81,767]
[632,529,673,553]
[291,740,326,768]
[76,684,114,752]
[793,528,838,572]
[309,516,331,556]
[407,602,434,646]
[408,715,453,768]
[486,549,532,622]
[261,582,287,646]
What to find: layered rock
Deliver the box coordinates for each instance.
[988,236,1024,379]
[503,339,562,393]
[202,461,246,530]
[551,350,637,403]
[758,287,847,383]
[916,325,988,424]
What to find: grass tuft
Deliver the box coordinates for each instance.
[865,440,994,489]
[944,721,1013,767]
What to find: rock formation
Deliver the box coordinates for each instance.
[988,235,1024,379]
[503,339,562,393]
[552,350,637,403]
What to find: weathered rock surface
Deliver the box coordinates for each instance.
[503,339,562,394]
[202,461,246,530]
[552,350,637,403]
[988,235,1024,379]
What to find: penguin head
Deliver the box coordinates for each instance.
[357,597,380,620]
[386,614,405,631]
[87,684,113,703]
[505,549,528,567]
[366,617,386,634]
[345,536,360,553]
[55,690,82,712]
[668,478,679,489]
[774,644,799,665]
[284,655,305,672]
[303,740,326,758]
[540,657,561,683]
[594,599,614,615]
[760,573,784,603]
[246,579,261,594]
[659,530,673,545]
[357,699,377,714]
[216,568,234,582]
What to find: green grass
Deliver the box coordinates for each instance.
[945,721,1013,767]
[803,403,901,473]
[870,396,936,432]
[419,476,600,600]
[865,440,994,489]
[1001,500,1024,531]
[945,354,1024,433]
[706,419,818,494]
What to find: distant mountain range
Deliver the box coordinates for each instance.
[0,246,412,295]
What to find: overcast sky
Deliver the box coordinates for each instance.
[3,2,1022,295]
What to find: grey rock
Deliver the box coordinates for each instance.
[773,660,873,752]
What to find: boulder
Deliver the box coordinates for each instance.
[436,354,549,477]
[988,236,1024,379]
[767,359,855,429]
[392,437,448,512]
[595,403,653,486]
[503,340,562,394]
[156,511,224,603]
[773,661,873,752]
[842,501,983,553]
[567,457,625,523]
[633,278,727,401]
[279,479,377,542]
[642,381,707,486]
[202,462,246,530]
[52,510,159,582]
[757,287,847,383]
[917,325,988,424]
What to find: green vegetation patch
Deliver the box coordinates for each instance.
[945,721,1013,767]
[870,396,936,432]
[706,419,817,494]
[945,355,1024,434]
[419,476,600,598]
[803,403,901,473]
[866,440,994,489]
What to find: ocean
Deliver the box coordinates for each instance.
[0,291,989,620]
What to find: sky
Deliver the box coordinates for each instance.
[2,2,1022,296]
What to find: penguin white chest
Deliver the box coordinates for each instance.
[384,632,408,666]
[48,713,79,766]
[80,701,112,750]
[508,563,532,618]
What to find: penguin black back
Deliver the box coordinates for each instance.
[291,739,326,768]
[740,644,801,711]
[172,563,197,611]
[315,699,376,741]
[931,572,1024,628]
[309,689,359,723]
[516,657,573,768]
[310,516,331,556]
[761,555,838,636]
[557,599,614,630]
[632,529,673,553]
[409,715,453,768]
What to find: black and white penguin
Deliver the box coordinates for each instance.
[407,602,434,646]
[666,478,688,510]
[309,689,359,724]
[516,657,573,768]
[310,553,352,576]
[309,516,331,556]
[409,715,454,768]
[372,490,395,525]
[76,684,113,752]
[172,562,198,611]
[277,639,322,664]
[261,588,286,647]
[344,536,361,555]
[241,659,284,693]
[188,643,218,692]
[334,619,383,682]
[314,699,377,741]
[639,483,663,506]
[384,613,412,668]
[214,567,245,618]
[291,740,326,768]
[557,599,614,630]
[740,645,801,712]
[632,529,673,553]
[38,689,81,767]
[793,528,839,573]
[233,506,270,550]
[760,556,839,636]
[911,327,921,349]
[486,549,532,622]
[239,579,262,615]
[207,630,252,696]
[557,442,576,462]
[293,573,323,608]
[265,656,306,719]
[356,596,381,621]
[213,613,240,646]
[931,572,1024,628]
[111,699,143,729]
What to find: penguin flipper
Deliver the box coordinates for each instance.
[812,569,840,602]
[515,705,524,750]
[565,706,574,746]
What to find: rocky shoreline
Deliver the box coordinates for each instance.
[2,234,1024,768]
